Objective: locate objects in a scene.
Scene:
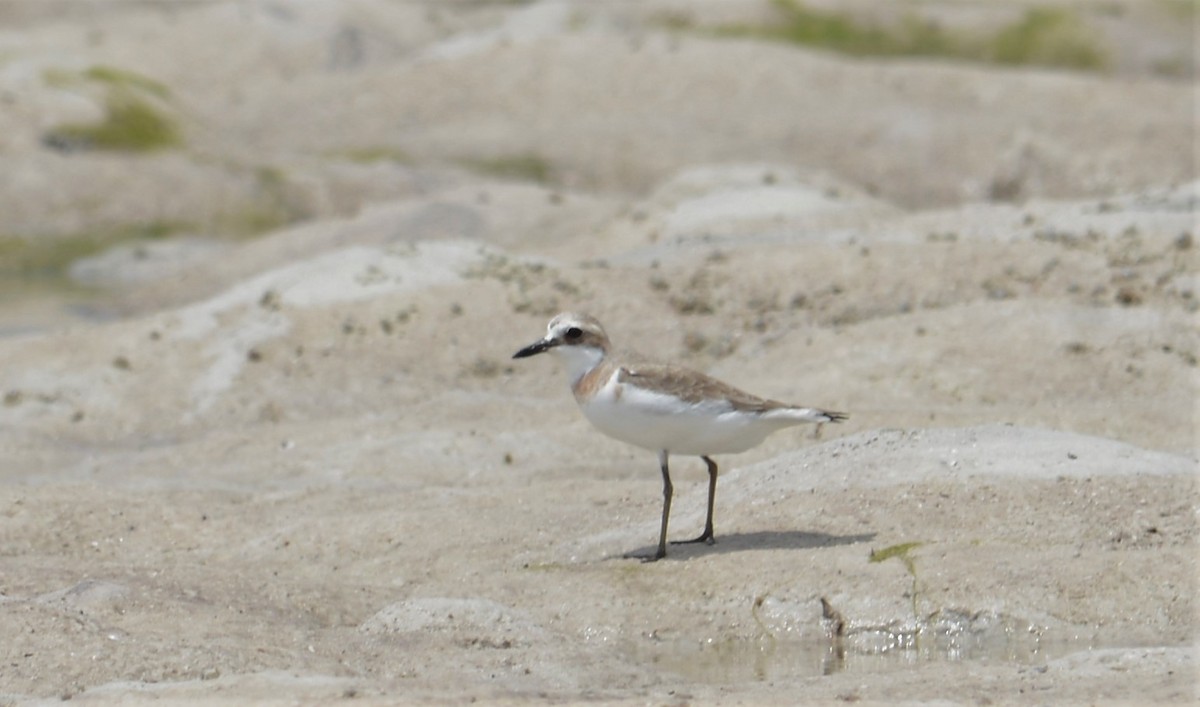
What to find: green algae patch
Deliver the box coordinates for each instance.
[711,1,1108,72]
[868,541,923,571]
[869,541,924,617]
[988,8,1107,70]
[0,221,189,280]
[42,65,181,153]
[333,146,415,165]
[82,65,172,99]
[459,153,553,184]
[721,1,959,59]
[45,92,181,152]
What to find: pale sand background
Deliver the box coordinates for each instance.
[0,1,1196,704]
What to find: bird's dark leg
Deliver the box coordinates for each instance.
[672,455,718,546]
[649,450,672,562]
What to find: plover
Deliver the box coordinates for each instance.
[513,312,847,561]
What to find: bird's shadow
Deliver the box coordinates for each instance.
[615,529,877,562]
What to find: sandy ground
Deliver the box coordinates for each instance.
[1,1,1197,704]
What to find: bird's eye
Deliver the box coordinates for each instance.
[565,327,583,340]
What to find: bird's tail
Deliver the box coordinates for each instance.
[765,407,848,424]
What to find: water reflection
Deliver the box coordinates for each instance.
[636,627,1095,683]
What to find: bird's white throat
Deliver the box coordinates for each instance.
[552,344,606,386]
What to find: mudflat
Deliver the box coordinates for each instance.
[1,1,1195,704]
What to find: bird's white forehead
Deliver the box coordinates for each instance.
[547,312,603,336]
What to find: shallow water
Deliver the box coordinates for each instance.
[636,630,1108,683]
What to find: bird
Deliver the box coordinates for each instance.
[512,312,847,561]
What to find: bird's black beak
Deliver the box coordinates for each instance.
[513,338,554,359]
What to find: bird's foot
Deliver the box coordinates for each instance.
[671,532,715,546]
[624,547,668,562]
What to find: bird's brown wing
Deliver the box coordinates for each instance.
[617,364,789,413]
